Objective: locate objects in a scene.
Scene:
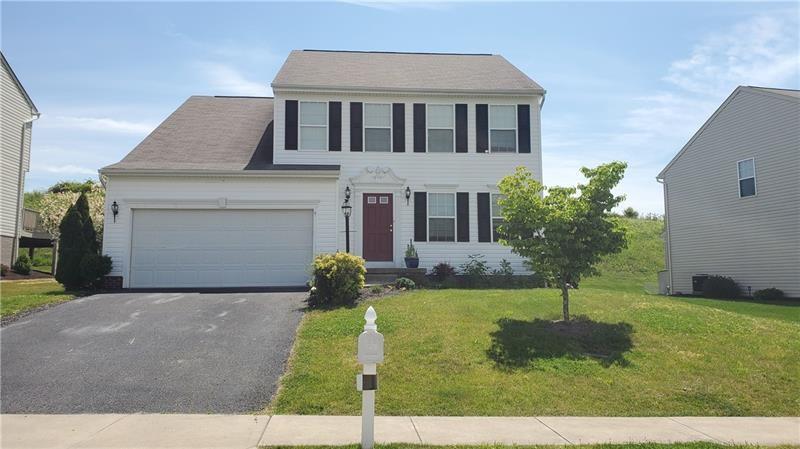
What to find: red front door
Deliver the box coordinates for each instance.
[363,193,393,261]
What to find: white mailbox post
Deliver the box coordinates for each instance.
[357,306,384,449]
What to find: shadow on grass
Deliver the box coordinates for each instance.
[487,315,634,369]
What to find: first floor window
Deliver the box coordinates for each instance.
[299,101,327,150]
[491,193,505,242]
[427,104,454,152]
[737,158,756,197]
[490,105,516,153]
[364,103,391,151]
[428,193,455,242]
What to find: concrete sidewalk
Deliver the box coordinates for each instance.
[1,414,798,448]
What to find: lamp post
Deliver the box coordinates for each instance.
[342,186,352,253]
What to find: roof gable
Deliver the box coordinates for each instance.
[272,50,544,94]
[657,86,800,179]
[1,52,39,115]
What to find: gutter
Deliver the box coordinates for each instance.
[272,84,545,97]
[12,112,40,263]
[98,167,341,179]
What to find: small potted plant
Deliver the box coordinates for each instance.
[404,240,419,268]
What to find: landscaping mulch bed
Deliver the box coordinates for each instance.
[1,270,53,281]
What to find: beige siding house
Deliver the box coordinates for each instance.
[658,86,800,298]
[1,52,40,267]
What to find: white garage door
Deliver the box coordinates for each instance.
[130,209,313,288]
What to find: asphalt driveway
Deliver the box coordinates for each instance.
[0,291,305,413]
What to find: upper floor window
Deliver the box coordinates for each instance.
[737,158,756,197]
[427,104,454,152]
[428,192,456,242]
[364,103,391,152]
[491,193,505,242]
[490,105,517,153]
[299,101,327,150]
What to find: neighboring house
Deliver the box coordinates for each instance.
[657,86,800,298]
[1,52,42,268]
[100,50,544,288]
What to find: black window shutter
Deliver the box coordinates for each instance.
[476,104,488,153]
[413,103,426,152]
[329,101,341,151]
[517,104,531,154]
[414,192,427,242]
[456,192,469,242]
[477,192,491,242]
[455,104,468,153]
[393,103,405,152]
[350,102,363,151]
[285,100,298,150]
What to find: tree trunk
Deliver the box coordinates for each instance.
[560,282,570,321]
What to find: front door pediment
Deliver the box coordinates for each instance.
[349,166,406,188]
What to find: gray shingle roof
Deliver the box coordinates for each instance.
[271,50,544,94]
[748,86,800,99]
[103,96,276,171]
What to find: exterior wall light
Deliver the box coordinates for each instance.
[111,201,119,223]
[405,186,411,205]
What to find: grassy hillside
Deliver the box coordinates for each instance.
[583,217,665,292]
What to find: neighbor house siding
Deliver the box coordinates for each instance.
[272,90,543,272]
[662,89,800,297]
[101,175,339,287]
[0,61,35,265]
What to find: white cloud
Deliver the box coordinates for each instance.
[197,62,270,96]
[338,0,450,11]
[42,116,156,134]
[36,164,97,175]
[664,14,799,96]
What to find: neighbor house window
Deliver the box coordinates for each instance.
[490,105,516,153]
[737,158,756,197]
[299,101,327,150]
[364,103,391,151]
[427,104,454,152]
[428,193,455,242]
[491,193,505,242]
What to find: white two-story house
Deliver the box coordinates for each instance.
[100,50,545,288]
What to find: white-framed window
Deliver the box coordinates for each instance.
[491,193,505,242]
[364,103,391,152]
[489,105,517,153]
[428,192,456,242]
[427,104,455,152]
[737,158,756,197]
[299,101,327,150]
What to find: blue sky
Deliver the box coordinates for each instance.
[3,1,798,213]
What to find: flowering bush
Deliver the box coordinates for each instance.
[38,183,104,244]
[309,252,366,307]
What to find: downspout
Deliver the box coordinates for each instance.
[656,176,673,294]
[12,112,40,264]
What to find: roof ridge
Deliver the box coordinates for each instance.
[300,49,495,57]
[213,95,274,99]
[746,85,800,92]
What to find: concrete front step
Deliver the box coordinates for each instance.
[365,268,426,284]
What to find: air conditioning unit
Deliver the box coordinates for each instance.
[692,274,709,294]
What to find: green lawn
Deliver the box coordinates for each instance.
[0,279,75,318]
[272,218,799,417]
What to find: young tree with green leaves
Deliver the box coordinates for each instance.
[497,162,628,321]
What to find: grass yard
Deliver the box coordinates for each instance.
[0,279,75,318]
[272,218,800,417]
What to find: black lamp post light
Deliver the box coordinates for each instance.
[111,201,119,223]
[342,186,352,253]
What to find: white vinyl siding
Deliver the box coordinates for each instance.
[491,193,505,242]
[427,104,454,152]
[299,101,327,150]
[364,103,391,152]
[490,105,516,153]
[428,192,455,242]
[662,88,800,297]
[737,158,756,197]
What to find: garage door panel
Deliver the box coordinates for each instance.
[130,209,313,288]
